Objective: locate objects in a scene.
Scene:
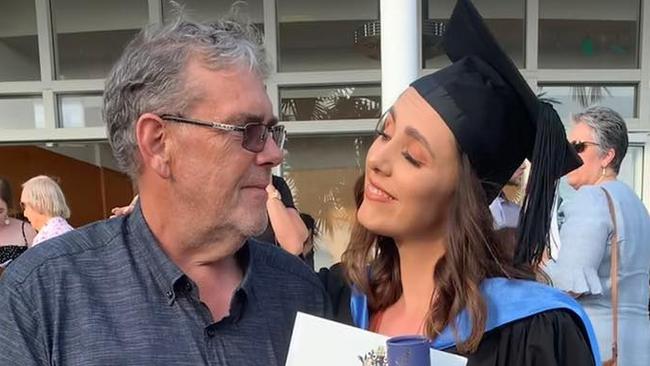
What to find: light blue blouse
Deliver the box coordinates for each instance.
[545,180,650,366]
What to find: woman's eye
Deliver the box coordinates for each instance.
[376,130,391,141]
[402,152,422,167]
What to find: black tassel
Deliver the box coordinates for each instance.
[514,102,568,266]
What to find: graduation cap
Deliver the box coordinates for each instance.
[410,0,582,266]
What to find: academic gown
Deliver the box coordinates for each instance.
[319,264,599,366]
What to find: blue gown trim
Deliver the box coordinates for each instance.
[350,277,601,363]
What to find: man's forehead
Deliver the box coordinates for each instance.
[182,63,273,124]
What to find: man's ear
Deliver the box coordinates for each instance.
[136,113,171,178]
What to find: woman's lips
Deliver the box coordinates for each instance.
[365,181,395,202]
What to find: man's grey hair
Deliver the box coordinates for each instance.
[572,106,629,173]
[103,12,268,179]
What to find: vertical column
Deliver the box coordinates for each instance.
[148,0,163,25]
[637,0,650,131]
[525,0,539,71]
[35,0,57,129]
[380,0,419,111]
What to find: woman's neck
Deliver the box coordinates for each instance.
[595,170,617,185]
[394,235,446,313]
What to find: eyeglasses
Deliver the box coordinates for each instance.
[570,140,599,154]
[159,114,286,153]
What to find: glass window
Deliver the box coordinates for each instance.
[277,0,379,72]
[52,0,148,79]
[539,0,640,69]
[0,0,40,81]
[162,0,264,32]
[282,135,373,268]
[424,0,524,69]
[0,96,44,129]
[537,84,636,122]
[619,144,644,199]
[59,94,103,128]
[280,85,381,121]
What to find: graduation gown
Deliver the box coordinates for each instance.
[319,265,599,366]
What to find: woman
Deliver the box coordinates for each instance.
[545,106,650,366]
[320,1,600,365]
[0,177,36,267]
[20,175,73,246]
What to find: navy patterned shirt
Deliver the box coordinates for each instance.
[0,204,330,365]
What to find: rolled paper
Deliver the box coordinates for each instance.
[386,335,431,366]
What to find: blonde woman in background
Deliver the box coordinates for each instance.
[20,176,73,246]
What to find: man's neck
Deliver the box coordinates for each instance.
[139,188,246,321]
[138,189,245,271]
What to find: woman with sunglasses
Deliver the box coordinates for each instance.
[544,106,650,366]
[319,1,600,365]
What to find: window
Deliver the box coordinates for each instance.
[0,0,40,81]
[424,0,524,69]
[162,0,264,32]
[539,0,640,69]
[537,84,636,122]
[282,135,373,267]
[280,85,381,121]
[58,94,103,128]
[0,96,44,129]
[52,0,148,79]
[277,0,379,71]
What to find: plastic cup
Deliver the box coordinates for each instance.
[386,335,431,366]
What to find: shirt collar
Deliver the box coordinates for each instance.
[125,202,258,310]
[126,202,185,304]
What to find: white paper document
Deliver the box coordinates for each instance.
[286,312,467,366]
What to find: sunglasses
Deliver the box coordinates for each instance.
[160,114,286,153]
[570,140,599,154]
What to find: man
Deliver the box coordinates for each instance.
[0,16,329,365]
[489,161,526,229]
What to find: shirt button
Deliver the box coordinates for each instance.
[206,328,216,338]
[184,282,192,292]
[165,290,173,299]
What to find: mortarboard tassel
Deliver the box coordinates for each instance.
[514,102,569,266]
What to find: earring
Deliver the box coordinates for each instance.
[602,167,607,177]
[3,218,9,226]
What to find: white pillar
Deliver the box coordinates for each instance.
[380,0,419,112]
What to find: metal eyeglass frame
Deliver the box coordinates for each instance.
[159,114,286,153]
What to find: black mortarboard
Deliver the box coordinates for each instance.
[410,0,582,266]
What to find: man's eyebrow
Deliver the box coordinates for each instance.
[404,125,435,158]
[223,113,278,126]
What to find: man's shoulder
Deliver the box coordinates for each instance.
[247,239,322,289]
[2,218,126,285]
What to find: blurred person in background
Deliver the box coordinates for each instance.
[0,177,36,268]
[544,106,650,366]
[256,175,308,254]
[20,175,73,246]
[489,161,526,230]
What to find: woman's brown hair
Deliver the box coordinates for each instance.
[342,154,536,354]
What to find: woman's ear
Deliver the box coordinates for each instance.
[602,147,616,170]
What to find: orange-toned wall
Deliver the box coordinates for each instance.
[0,146,134,228]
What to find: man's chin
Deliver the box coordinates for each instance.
[243,216,269,238]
